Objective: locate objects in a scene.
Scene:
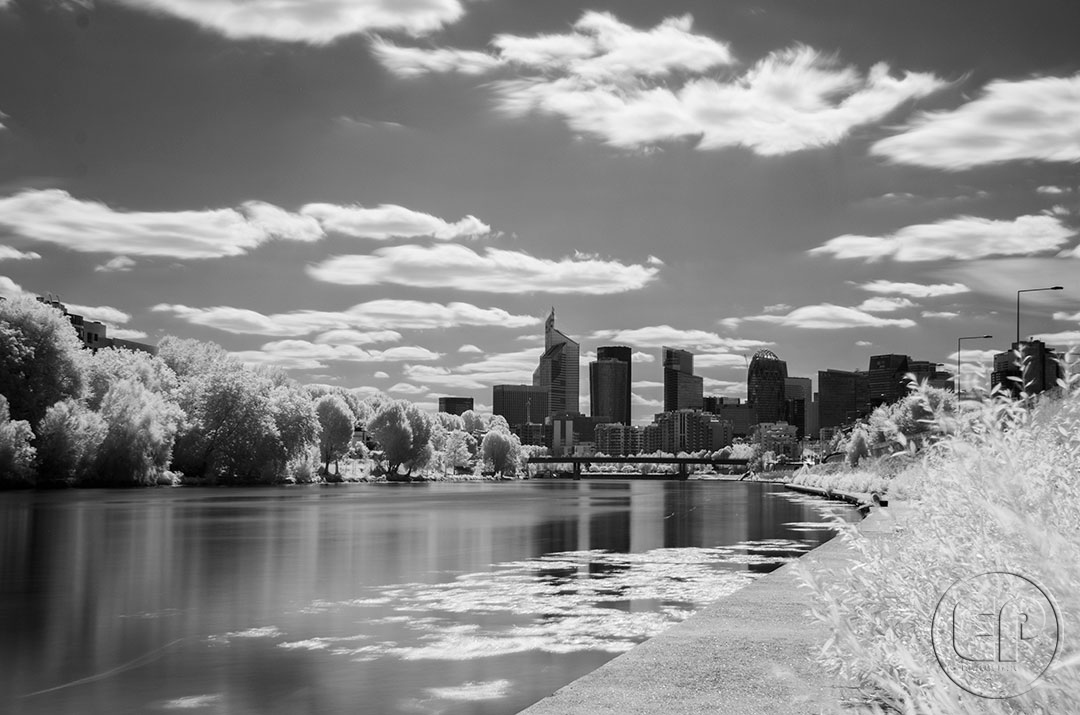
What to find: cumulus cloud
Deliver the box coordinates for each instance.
[373,371,390,379]
[95,256,136,272]
[308,244,659,295]
[0,190,492,259]
[1037,185,1073,195]
[810,214,1073,262]
[856,296,916,313]
[743,304,917,329]
[231,340,441,371]
[0,275,27,299]
[301,203,489,240]
[66,303,131,325]
[1054,310,1080,322]
[458,344,483,353]
[113,0,467,43]
[375,12,944,155]
[403,348,542,391]
[0,245,40,261]
[1033,330,1080,346]
[388,382,428,395]
[589,326,770,352]
[873,74,1080,170]
[152,300,537,335]
[857,280,970,297]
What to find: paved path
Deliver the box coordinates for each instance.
[518,503,912,715]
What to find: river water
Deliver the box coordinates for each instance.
[0,480,853,714]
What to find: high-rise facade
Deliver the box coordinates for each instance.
[817,369,870,430]
[663,346,703,412]
[493,385,549,430]
[868,354,910,407]
[533,309,580,416]
[783,376,811,439]
[747,349,788,424]
[438,397,473,416]
[591,346,632,424]
[991,341,1063,399]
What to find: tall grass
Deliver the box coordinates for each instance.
[798,367,1080,713]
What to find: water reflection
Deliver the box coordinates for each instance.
[0,482,854,714]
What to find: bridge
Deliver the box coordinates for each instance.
[526,455,750,480]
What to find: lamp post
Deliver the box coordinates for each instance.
[1016,286,1063,344]
[957,335,993,397]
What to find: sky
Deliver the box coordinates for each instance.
[1,0,1079,422]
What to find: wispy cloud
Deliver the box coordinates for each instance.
[589,325,769,352]
[873,74,1080,170]
[95,256,136,272]
[856,296,916,313]
[856,280,970,298]
[66,303,131,325]
[1032,330,1080,345]
[403,348,542,390]
[0,245,40,261]
[153,300,538,336]
[0,190,491,259]
[113,0,467,43]
[231,341,441,371]
[810,214,1073,262]
[374,12,944,155]
[308,244,659,295]
[921,311,960,319]
[743,304,917,329]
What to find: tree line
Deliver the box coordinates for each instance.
[0,296,530,488]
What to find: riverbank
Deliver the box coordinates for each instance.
[518,502,908,715]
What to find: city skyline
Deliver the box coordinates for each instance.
[2,1,1080,423]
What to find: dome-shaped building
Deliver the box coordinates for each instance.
[747,349,788,424]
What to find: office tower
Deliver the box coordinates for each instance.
[747,349,788,423]
[868,354,910,407]
[438,397,473,416]
[710,403,758,438]
[783,376,812,439]
[817,369,870,430]
[908,359,953,390]
[591,346,632,424]
[654,410,733,453]
[533,309,580,416]
[991,340,1063,399]
[663,346,703,412]
[492,385,549,430]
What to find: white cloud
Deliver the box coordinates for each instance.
[375,13,943,155]
[921,311,960,319]
[589,325,770,351]
[873,74,1080,170]
[371,40,504,78]
[0,190,493,259]
[631,393,663,408]
[95,256,136,272]
[110,328,149,340]
[810,214,1073,262]
[0,190,325,259]
[857,296,916,313]
[114,0,467,43]
[631,380,664,389]
[403,348,541,391]
[300,203,489,240]
[153,299,537,335]
[231,340,441,371]
[66,303,131,325]
[1033,330,1080,346]
[1037,185,1072,195]
[373,371,390,379]
[308,244,659,295]
[458,344,483,353]
[0,275,27,298]
[388,382,429,395]
[694,353,751,369]
[857,280,970,298]
[744,304,917,329]
[313,329,403,346]
[0,245,40,261]
[761,303,792,314]
[855,340,873,347]
[1054,310,1080,322]
[631,351,655,363]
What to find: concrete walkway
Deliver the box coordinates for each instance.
[518,503,911,715]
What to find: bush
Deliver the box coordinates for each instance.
[799,373,1080,714]
[0,394,35,487]
[35,398,107,485]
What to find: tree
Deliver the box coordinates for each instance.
[460,409,485,434]
[83,347,178,410]
[367,400,434,478]
[35,398,107,485]
[316,395,353,476]
[0,394,35,487]
[0,296,86,425]
[269,385,320,474]
[88,379,183,486]
[488,414,511,434]
[846,427,870,468]
[443,429,474,471]
[482,429,521,476]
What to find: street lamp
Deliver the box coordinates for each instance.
[1016,286,1064,344]
[957,335,993,396]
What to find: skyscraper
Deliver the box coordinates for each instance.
[590,345,632,424]
[663,346,703,412]
[990,340,1063,399]
[493,385,549,430]
[783,376,812,439]
[438,397,473,416]
[533,309,580,416]
[747,349,788,424]
[868,354,910,407]
[817,369,870,430]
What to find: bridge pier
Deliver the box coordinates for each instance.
[678,463,688,480]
